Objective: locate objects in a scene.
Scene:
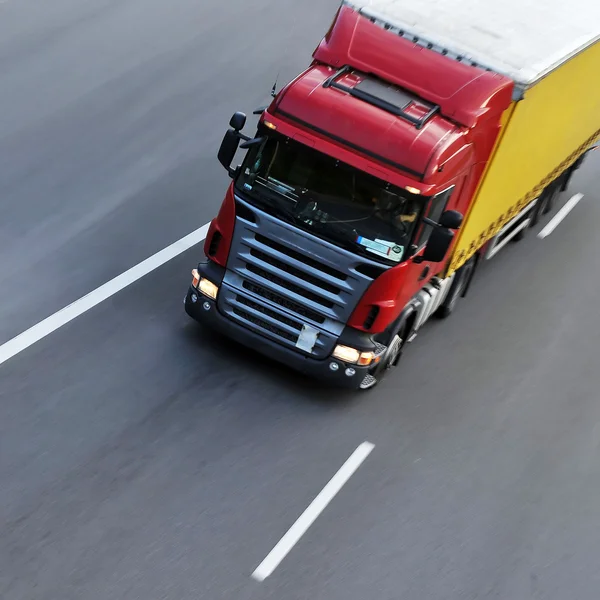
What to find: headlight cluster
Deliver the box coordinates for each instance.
[332,344,378,366]
[191,269,219,300]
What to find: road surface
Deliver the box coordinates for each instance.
[1,1,600,599]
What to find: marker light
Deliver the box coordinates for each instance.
[357,352,376,366]
[264,121,277,130]
[191,269,200,288]
[332,345,377,366]
[198,278,219,300]
[405,186,421,195]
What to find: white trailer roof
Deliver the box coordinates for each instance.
[344,0,600,89]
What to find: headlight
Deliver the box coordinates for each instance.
[332,345,377,366]
[332,345,360,364]
[191,270,219,300]
[199,278,219,300]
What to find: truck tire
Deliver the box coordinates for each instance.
[361,319,410,390]
[436,258,475,319]
[561,167,575,192]
[543,179,561,215]
[530,192,547,227]
[529,175,563,230]
[561,153,586,192]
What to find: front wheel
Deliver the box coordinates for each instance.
[360,322,409,390]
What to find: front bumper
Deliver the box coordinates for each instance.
[184,279,372,390]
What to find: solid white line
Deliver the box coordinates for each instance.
[251,441,375,582]
[0,223,210,368]
[538,193,584,239]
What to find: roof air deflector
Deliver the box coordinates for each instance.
[323,66,440,129]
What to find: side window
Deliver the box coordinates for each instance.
[416,186,455,248]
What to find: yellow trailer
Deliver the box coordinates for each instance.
[447,38,600,274]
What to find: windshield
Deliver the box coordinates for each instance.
[235,129,424,264]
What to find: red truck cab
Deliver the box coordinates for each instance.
[185,3,513,389]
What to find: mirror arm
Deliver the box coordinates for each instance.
[422,217,441,228]
[227,165,241,179]
[240,136,266,149]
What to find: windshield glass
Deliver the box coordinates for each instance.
[235,129,424,264]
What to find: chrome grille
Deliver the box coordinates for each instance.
[242,280,326,324]
[220,287,332,357]
[249,248,341,295]
[245,263,335,308]
[221,197,389,357]
[233,297,300,343]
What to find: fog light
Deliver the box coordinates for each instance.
[345,368,356,377]
[199,277,219,300]
[329,362,340,372]
[405,185,421,195]
[203,301,211,311]
[191,293,198,303]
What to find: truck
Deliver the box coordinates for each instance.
[185,0,600,390]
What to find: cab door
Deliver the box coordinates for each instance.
[394,183,461,312]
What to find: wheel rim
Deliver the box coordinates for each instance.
[362,330,405,389]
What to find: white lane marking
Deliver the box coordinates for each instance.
[0,223,210,367]
[538,193,584,239]
[251,441,375,582]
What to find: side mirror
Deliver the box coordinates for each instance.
[218,111,249,175]
[421,227,454,263]
[439,210,463,230]
[419,209,463,263]
[229,111,246,131]
[218,129,241,174]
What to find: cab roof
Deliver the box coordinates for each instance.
[312,4,514,128]
[273,64,463,181]
[345,0,600,91]
[271,3,515,181]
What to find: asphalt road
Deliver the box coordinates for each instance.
[1,1,600,599]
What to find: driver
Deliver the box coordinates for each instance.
[371,190,419,227]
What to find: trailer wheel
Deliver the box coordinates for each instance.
[530,179,559,227]
[543,180,561,215]
[561,168,574,192]
[530,193,547,227]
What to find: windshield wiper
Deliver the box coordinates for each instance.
[242,184,300,225]
[311,220,403,263]
[304,220,369,258]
